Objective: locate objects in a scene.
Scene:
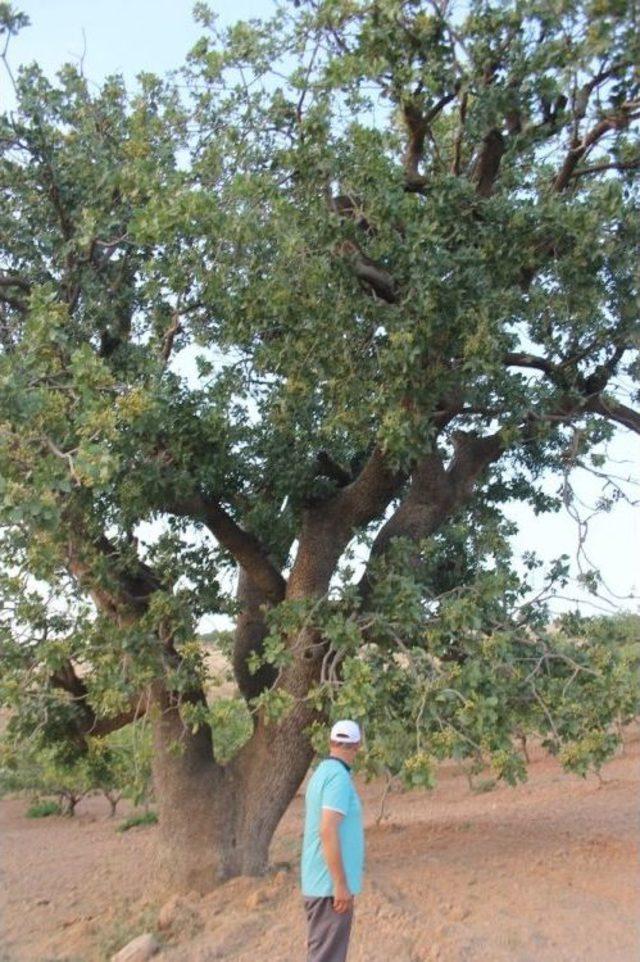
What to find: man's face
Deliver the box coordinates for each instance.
[344,739,361,759]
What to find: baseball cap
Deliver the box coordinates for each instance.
[330,719,361,744]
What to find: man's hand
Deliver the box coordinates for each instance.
[332,880,354,914]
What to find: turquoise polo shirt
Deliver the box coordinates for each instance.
[300,756,365,897]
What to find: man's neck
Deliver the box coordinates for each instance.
[328,753,351,772]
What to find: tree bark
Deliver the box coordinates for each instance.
[229,647,326,875]
[147,678,241,896]
[147,647,323,895]
[233,567,278,704]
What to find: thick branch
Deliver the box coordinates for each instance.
[288,446,406,600]
[313,450,353,487]
[403,91,457,187]
[49,658,150,737]
[584,395,640,435]
[339,445,406,529]
[504,351,559,378]
[554,103,639,192]
[338,240,398,303]
[232,568,278,706]
[470,128,505,197]
[329,194,374,235]
[67,534,162,624]
[168,493,286,603]
[361,430,504,577]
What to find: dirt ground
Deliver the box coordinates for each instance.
[1,728,638,962]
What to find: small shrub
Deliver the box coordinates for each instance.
[26,798,62,818]
[117,810,158,832]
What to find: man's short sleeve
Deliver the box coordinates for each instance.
[321,771,350,814]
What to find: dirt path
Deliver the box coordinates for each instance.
[1,731,638,962]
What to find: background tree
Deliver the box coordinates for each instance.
[0,739,92,815]
[0,719,155,817]
[0,0,638,894]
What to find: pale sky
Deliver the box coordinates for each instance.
[3,1,639,622]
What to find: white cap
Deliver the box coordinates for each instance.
[330,719,361,744]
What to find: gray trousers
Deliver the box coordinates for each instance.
[303,896,354,962]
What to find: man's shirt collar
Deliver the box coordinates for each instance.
[326,755,351,772]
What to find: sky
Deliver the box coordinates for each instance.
[3,1,639,624]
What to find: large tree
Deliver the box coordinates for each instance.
[0,0,638,894]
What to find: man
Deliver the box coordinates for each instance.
[300,719,365,962]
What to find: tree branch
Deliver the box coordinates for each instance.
[313,450,353,487]
[359,429,504,600]
[470,128,505,197]
[168,493,286,602]
[503,351,559,378]
[287,445,406,600]
[571,157,640,179]
[160,311,183,363]
[49,658,150,737]
[403,91,458,187]
[554,102,639,192]
[232,568,278,707]
[66,533,162,624]
[451,90,468,176]
[584,395,640,435]
[338,240,398,303]
[0,273,30,293]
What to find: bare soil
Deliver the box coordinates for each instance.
[1,729,638,962]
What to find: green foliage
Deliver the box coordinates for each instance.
[179,693,253,762]
[102,722,154,808]
[0,0,638,805]
[116,810,158,832]
[0,4,29,37]
[0,719,155,812]
[305,564,640,789]
[5,741,94,814]
[26,798,61,818]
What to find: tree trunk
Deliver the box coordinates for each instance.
[147,679,239,896]
[229,651,325,875]
[147,619,326,895]
[147,499,354,898]
[63,792,81,816]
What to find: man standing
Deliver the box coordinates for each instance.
[300,719,364,962]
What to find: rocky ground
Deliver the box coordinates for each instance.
[1,727,638,962]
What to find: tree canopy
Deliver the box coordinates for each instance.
[0,0,639,801]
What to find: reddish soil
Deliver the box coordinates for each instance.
[1,729,638,962]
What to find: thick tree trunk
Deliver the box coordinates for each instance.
[229,651,326,874]
[148,592,328,895]
[147,679,239,896]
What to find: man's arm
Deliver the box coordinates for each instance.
[319,808,353,914]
